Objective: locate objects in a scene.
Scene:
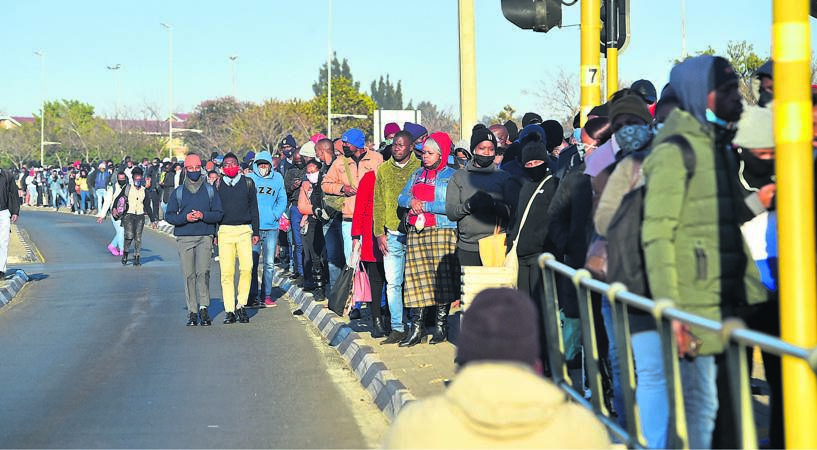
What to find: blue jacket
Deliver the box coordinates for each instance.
[397,166,457,229]
[165,180,224,237]
[247,150,288,230]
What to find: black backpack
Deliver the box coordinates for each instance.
[605,136,695,297]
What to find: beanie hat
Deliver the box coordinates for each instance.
[631,79,658,104]
[383,122,401,136]
[403,122,428,141]
[300,141,317,158]
[734,106,774,149]
[522,139,549,164]
[522,112,543,127]
[310,133,327,144]
[470,127,497,151]
[243,151,255,164]
[456,288,540,366]
[504,120,519,142]
[541,120,565,151]
[610,92,652,125]
[518,124,547,145]
[711,56,739,90]
[341,128,366,148]
[279,134,296,148]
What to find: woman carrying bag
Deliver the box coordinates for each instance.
[397,132,460,347]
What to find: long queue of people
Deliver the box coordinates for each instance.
[36,54,791,448]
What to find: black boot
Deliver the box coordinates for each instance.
[121,252,128,265]
[429,303,450,344]
[399,307,427,347]
[133,255,141,266]
[372,316,388,339]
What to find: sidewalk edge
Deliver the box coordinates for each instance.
[0,270,31,309]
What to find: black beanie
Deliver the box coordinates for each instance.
[610,92,652,125]
[711,56,738,90]
[522,112,543,127]
[541,120,565,151]
[470,127,497,151]
[456,288,540,367]
[522,140,549,164]
[504,120,519,142]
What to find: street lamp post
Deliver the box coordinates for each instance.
[34,51,45,167]
[229,55,238,99]
[160,23,174,158]
[106,64,122,131]
[327,0,333,138]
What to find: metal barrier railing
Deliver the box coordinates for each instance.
[537,252,817,449]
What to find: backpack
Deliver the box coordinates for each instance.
[605,135,695,297]
[174,182,215,213]
[111,185,130,221]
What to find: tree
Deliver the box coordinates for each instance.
[312,52,360,96]
[0,125,37,168]
[482,105,518,126]
[675,41,765,104]
[528,68,580,132]
[370,74,403,109]
[415,101,459,141]
[183,97,248,155]
[309,77,377,139]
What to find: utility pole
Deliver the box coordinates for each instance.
[106,64,122,131]
[34,51,45,167]
[458,0,477,144]
[229,55,238,99]
[161,23,174,158]
[580,0,601,126]
[327,0,333,138]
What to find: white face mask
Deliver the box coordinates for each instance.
[306,172,319,184]
[258,166,270,177]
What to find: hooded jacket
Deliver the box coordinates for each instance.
[398,132,457,230]
[641,56,767,355]
[247,150,287,230]
[382,362,611,449]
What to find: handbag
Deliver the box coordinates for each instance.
[352,263,372,303]
[478,224,507,267]
[279,213,291,232]
[585,235,608,281]
[503,175,553,277]
[328,265,356,317]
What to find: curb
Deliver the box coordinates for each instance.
[0,270,31,309]
[272,270,416,421]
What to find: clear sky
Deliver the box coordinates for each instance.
[2,0,815,122]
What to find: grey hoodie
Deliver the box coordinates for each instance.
[669,55,717,125]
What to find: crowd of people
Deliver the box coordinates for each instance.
[11,54,796,448]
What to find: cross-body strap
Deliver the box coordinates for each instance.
[517,175,552,234]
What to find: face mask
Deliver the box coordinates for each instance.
[705,109,730,128]
[414,142,423,151]
[614,124,653,155]
[572,128,582,143]
[186,170,201,181]
[456,157,469,168]
[283,151,293,158]
[473,154,495,168]
[758,90,773,108]
[223,166,240,178]
[293,159,306,169]
[258,167,270,177]
[133,178,143,187]
[117,179,127,187]
[306,172,319,184]
[342,146,355,158]
[739,149,775,187]
[384,138,393,146]
[525,163,549,182]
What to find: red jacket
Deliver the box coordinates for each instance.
[351,171,382,262]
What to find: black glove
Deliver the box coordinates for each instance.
[466,191,495,212]
[493,202,511,220]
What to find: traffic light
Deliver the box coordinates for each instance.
[600,0,630,54]
[501,0,562,33]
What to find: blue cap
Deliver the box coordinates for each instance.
[341,128,366,148]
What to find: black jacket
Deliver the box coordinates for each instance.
[0,169,20,216]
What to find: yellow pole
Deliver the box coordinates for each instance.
[606,47,618,100]
[773,0,817,448]
[458,0,477,144]
[580,0,602,126]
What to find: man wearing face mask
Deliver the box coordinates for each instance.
[403,122,428,159]
[165,153,223,327]
[641,55,767,450]
[247,150,287,308]
[283,146,309,283]
[755,60,773,108]
[275,134,297,274]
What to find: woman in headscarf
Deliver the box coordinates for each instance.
[397,132,460,347]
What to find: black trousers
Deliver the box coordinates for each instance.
[303,219,325,277]
[456,248,482,266]
[122,213,145,256]
[363,260,385,319]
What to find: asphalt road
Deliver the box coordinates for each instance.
[0,209,386,448]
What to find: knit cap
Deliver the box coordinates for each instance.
[470,127,497,151]
[734,106,774,149]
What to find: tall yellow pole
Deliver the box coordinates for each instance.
[606,47,618,99]
[773,0,817,448]
[581,0,601,126]
[458,0,477,144]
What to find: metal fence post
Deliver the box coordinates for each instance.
[653,299,689,449]
[722,318,758,449]
[539,254,569,386]
[573,269,607,415]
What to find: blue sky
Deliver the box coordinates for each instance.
[2,0,814,123]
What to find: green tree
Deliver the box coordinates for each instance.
[312,52,360,96]
[370,74,403,109]
[310,77,377,139]
[415,100,459,140]
[36,99,112,165]
[184,97,248,154]
[0,125,37,168]
[674,41,765,104]
[482,105,518,126]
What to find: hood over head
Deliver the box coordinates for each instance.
[670,55,737,125]
[252,150,274,177]
[427,131,452,171]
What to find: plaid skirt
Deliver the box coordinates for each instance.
[403,227,460,308]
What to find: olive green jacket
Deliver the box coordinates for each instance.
[642,109,766,355]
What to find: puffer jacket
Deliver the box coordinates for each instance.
[642,109,767,355]
[321,150,383,219]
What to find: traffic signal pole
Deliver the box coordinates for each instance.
[773,0,817,447]
[458,0,477,144]
[606,47,618,99]
[580,0,601,126]
[604,0,618,99]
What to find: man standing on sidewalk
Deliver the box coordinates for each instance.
[217,152,260,324]
[246,150,287,307]
[165,153,223,326]
[372,130,420,344]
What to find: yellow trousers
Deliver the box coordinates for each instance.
[218,224,253,312]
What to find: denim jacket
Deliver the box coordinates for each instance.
[397,166,457,229]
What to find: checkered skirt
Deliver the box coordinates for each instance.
[403,227,460,308]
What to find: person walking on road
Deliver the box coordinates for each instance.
[0,166,20,278]
[120,167,158,266]
[96,170,128,256]
[165,153,223,327]
[216,152,260,324]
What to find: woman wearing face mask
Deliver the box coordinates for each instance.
[445,126,520,267]
[96,171,129,256]
[298,159,328,300]
[119,167,158,266]
[77,169,90,214]
[398,132,460,347]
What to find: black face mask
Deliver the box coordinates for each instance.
[342,146,355,158]
[472,154,495,168]
[117,179,127,187]
[758,89,773,108]
[293,160,306,169]
[524,163,549,182]
[739,149,775,188]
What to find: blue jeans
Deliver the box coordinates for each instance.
[109,217,124,250]
[288,205,305,276]
[632,330,669,449]
[680,355,718,450]
[601,297,626,429]
[382,232,407,332]
[322,215,344,292]
[341,220,353,266]
[250,228,278,299]
[95,188,106,212]
[79,190,89,212]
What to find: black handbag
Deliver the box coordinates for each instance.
[327,265,355,316]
